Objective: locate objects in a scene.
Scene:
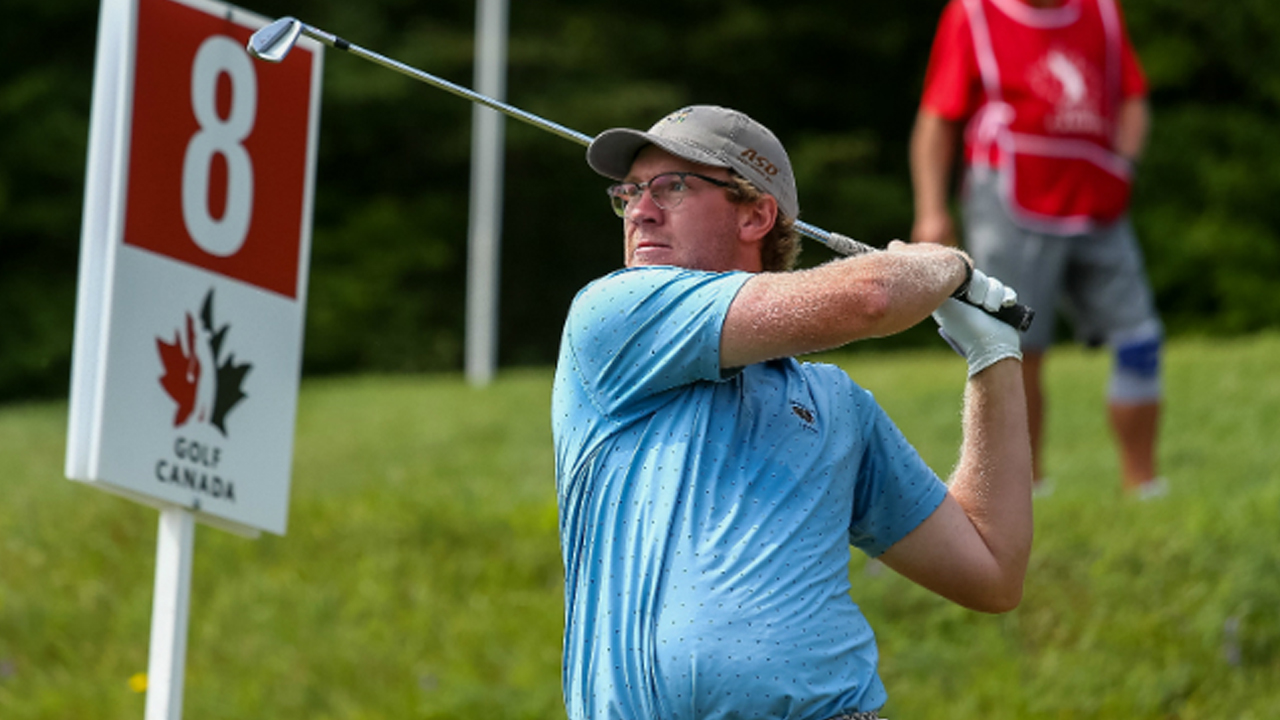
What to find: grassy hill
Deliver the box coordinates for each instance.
[2,333,1278,719]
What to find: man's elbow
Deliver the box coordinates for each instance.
[808,277,897,347]
[849,279,896,336]
[967,576,1025,614]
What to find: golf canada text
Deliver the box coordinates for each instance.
[155,436,237,502]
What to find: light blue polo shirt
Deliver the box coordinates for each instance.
[552,266,947,720]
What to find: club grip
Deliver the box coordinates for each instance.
[975,299,1035,333]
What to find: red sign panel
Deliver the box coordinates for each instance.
[124,0,317,299]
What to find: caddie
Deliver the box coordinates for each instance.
[910,0,1166,497]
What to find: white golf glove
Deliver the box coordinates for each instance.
[953,267,1018,312]
[934,269,1022,377]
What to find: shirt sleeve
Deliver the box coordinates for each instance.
[920,0,983,121]
[846,387,948,557]
[561,267,751,418]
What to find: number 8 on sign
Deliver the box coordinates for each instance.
[182,35,256,258]
[123,0,318,300]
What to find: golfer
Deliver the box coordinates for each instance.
[552,105,1033,720]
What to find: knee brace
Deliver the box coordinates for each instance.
[1108,321,1162,403]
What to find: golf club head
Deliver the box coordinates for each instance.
[247,17,302,62]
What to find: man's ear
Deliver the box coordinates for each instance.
[738,194,778,243]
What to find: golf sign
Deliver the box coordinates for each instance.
[67,0,323,536]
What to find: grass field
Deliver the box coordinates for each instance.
[2,333,1278,719]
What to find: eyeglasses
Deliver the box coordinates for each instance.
[606,171,735,218]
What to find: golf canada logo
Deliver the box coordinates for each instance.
[153,288,251,503]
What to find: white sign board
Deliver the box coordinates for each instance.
[67,0,323,536]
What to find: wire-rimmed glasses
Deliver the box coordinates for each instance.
[606,171,735,218]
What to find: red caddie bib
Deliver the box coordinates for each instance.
[963,0,1132,234]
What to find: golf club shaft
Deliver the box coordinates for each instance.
[288,20,896,260]
[297,23,595,148]
[261,19,1034,332]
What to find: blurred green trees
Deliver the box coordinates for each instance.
[2,0,1277,401]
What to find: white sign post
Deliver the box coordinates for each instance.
[145,507,196,720]
[67,0,322,716]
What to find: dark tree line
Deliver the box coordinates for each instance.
[2,0,1278,400]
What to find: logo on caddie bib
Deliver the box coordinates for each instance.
[1029,49,1107,136]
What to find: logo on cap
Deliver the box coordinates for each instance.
[740,148,780,180]
[662,109,693,125]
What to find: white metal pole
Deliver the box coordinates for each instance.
[144,507,197,720]
[464,0,509,387]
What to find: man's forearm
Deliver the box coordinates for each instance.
[949,358,1034,607]
[720,242,968,368]
[874,356,1033,612]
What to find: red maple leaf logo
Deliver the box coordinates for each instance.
[156,290,252,435]
[156,313,201,427]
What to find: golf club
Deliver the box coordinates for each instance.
[247,16,1034,332]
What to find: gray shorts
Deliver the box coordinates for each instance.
[961,171,1162,352]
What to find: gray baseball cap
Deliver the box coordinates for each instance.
[587,105,800,219]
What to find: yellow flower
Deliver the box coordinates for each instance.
[129,672,148,693]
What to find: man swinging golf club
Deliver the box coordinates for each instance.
[244,18,1035,718]
[551,105,1034,719]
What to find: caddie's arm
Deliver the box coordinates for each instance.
[1115,96,1150,166]
[721,240,969,369]
[877,295,1033,613]
[909,108,962,247]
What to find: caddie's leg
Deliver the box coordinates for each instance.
[1064,216,1164,494]
[1109,401,1159,489]
[1107,321,1163,490]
